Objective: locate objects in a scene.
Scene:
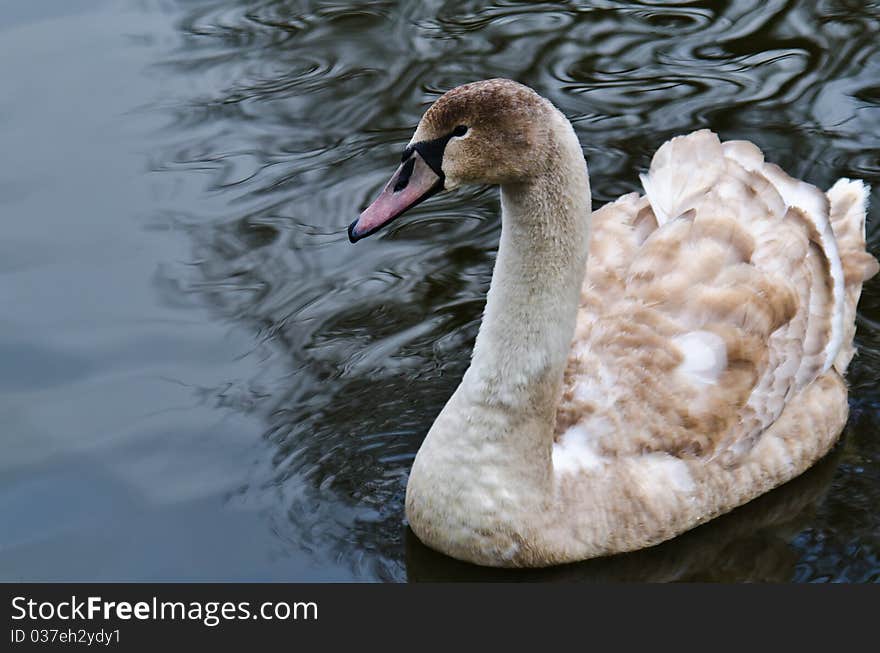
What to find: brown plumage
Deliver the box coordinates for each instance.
[350,79,879,566]
[555,130,874,466]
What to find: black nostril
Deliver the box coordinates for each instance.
[393,157,416,192]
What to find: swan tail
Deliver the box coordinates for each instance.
[826,179,878,373]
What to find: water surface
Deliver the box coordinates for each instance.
[1,0,878,581]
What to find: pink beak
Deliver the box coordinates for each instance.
[348,151,444,242]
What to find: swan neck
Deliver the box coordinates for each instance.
[465,127,591,425]
[405,110,592,559]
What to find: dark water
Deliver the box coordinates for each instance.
[1,0,878,582]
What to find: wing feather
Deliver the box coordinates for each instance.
[556,130,854,466]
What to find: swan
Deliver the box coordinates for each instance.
[347,79,878,567]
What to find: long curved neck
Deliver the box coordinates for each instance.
[406,111,592,559]
[463,118,591,437]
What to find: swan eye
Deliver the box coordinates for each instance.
[452,125,468,137]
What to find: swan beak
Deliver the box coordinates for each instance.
[348,151,443,242]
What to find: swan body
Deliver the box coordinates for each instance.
[348,79,878,567]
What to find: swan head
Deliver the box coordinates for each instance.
[348,78,555,242]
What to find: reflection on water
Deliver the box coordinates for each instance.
[2,0,877,581]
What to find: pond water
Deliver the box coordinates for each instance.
[1,0,877,582]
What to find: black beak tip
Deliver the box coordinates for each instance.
[347,220,362,244]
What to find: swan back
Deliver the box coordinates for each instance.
[556,130,876,469]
